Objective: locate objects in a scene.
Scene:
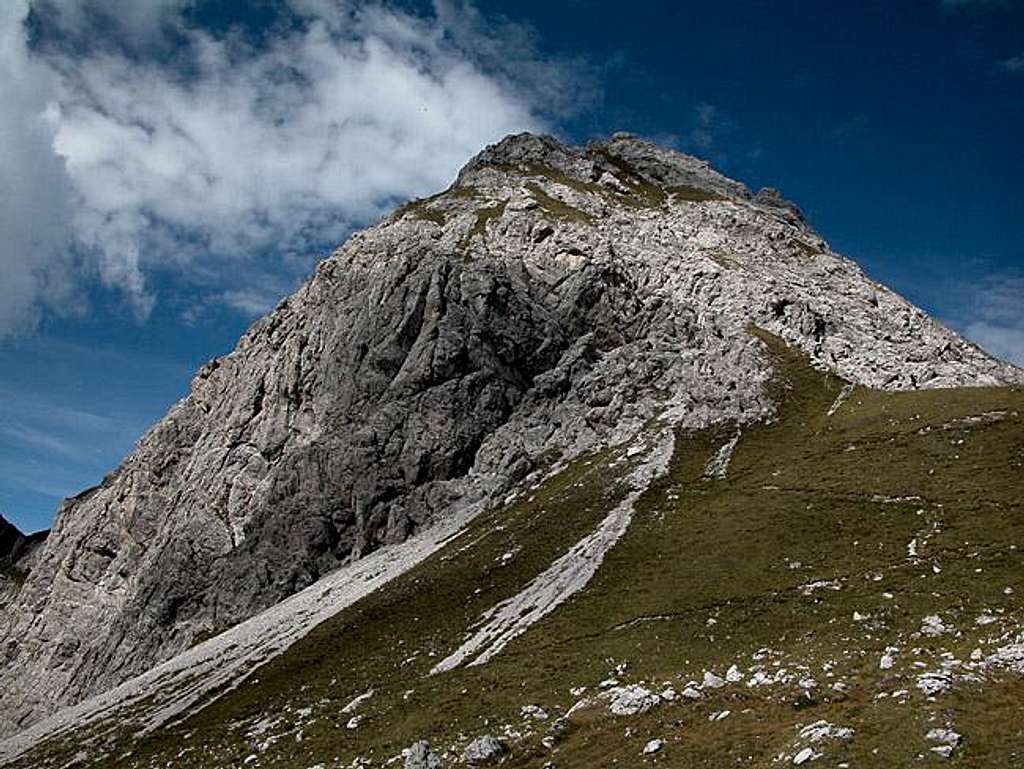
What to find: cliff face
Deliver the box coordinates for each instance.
[1,132,1019,737]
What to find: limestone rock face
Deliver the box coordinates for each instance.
[1,132,1020,737]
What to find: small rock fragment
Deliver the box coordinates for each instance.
[792,747,816,765]
[702,671,725,689]
[405,741,441,769]
[916,671,953,696]
[462,735,508,766]
[926,729,962,759]
[879,647,899,670]
[642,739,664,755]
[798,720,855,743]
[603,685,661,716]
[920,615,951,637]
[520,704,548,721]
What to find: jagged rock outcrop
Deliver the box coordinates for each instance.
[0,517,46,614]
[0,516,46,579]
[1,132,1020,737]
[0,516,24,567]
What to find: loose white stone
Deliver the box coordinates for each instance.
[916,671,953,696]
[520,705,548,721]
[798,720,854,743]
[702,671,726,689]
[879,647,899,670]
[792,747,815,765]
[920,615,951,637]
[603,685,660,716]
[642,739,664,755]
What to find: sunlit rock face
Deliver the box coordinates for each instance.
[0,132,1018,737]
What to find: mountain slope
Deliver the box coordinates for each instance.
[4,330,1023,768]
[1,132,1020,743]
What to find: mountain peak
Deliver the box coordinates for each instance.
[1,133,1021,743]
[455,131,752,205]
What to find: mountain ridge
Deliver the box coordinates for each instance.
[1,131,1020,741]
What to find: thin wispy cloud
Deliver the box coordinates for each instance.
[957,273,1024,366]
[0,0,583,337]
[0,422,83,460]
[831,114,870,145]
[682,102,725,151]
[941,0,1008,11]
[998,54,1024,73]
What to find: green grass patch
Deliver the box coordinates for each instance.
[792,238,822,258]
[666,184,725,203]
[706,249,744,270]
[592,151,668,208]
[467,200,508,240]
[395,198,446,226]
[524,183,593,225]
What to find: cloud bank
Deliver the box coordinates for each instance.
[0,1,75,334]
[0,0,571,332]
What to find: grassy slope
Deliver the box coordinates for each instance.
[12,332,1024,768]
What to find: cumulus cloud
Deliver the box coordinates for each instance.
[0,1,75,334]
[0,0,574,334]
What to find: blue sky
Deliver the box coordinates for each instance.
[1,0,1022,533]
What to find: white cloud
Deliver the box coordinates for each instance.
[688,103,719,150]
[0,0,569,334]
[958,274,1024,366]
[998,55,1024,74]
[0,1,75,335]
[965,321,1024,366]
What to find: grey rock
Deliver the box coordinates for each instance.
[2,132,1021,736]
[792,747,816,765]
[603,684,661,716]
[405,740,441,769]
[642,738,664,754]
[462,735,507,765]
[798,720,854,743]
[926,727,962,758]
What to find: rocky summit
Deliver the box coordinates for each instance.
[1,134,1022,768]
